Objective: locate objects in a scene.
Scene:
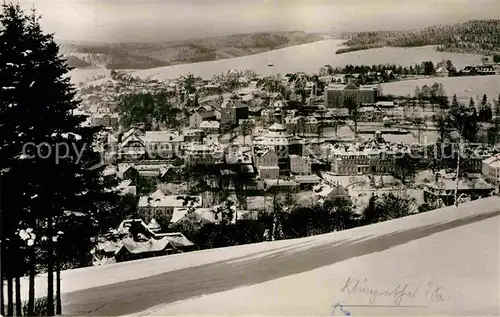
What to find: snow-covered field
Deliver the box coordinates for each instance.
[381,75,500,101]
[8,197,499,314]
[69,41,484,84]
[129,42,483,81]
[135,197,500,316]
[10,232,332,299]
[151,213,498,316]
[68,67,110,84]
[7,197,499,316]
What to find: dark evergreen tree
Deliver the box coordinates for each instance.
[422,61,435,75]
[445,103,479,143]
[392,153,418,184]
[478,94,493,122]
[469,97,475,109]
[451,94,459,108]
[481,94,488,107]
[361,193,414,225]
[497,94,500,117]
[0,4,118,315]
[361,194,379,225]
[383,193,414,219]
[118,91,181,130]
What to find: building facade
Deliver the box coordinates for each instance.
[91,113,119,129]
[324,82,378,108]
[184,143,224,166]
[254,149,279,168]
[482,155,500,185]
[144,131,184,159]
[258,166,280,180]
[290,155,312,175]
[199,121,220,134]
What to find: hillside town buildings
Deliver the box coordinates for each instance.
[75,65,500,266]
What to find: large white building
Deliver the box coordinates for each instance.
[482,155,500,186]
[144,131,184,159]
[322,132,410,175]
[324,82,378,108]
[252,123,302,159]
[184,142,224,166]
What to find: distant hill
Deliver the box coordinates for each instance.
[58,31,324,70]
[335,19,500,57]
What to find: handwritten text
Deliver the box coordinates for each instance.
[339,277,450,306]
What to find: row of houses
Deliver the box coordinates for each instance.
[459,65,498,76]
[435,64,499,77]
[318,71,396,85]
[424,170,496,206]
[91,218,195,265]
[189,96,250,132]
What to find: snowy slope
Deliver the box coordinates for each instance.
[6,197,500,315]
[147,210,499,316]
[132,197,500,316]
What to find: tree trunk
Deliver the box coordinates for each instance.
[1,275,3,317]
[56,258,61,315]
[0,174,5,317]
[15,276,21,316]
[55,229,61,316]
[28,251,35,316]
[47,217,54,316]
[7,271,13,317]
[0,246,4,317]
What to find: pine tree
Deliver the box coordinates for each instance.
[0,4,118,315]
[479,94,492,122]
[481,94,488,107]
[451,94,459,108]
[469,97,475,109]
[496,94,500,117]
[362,194,379,225]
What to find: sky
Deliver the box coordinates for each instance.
[14,0,500,43]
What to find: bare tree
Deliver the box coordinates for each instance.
[240,120,254,146]
[345,98,360,136]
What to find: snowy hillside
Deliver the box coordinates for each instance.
[6,197,500,316]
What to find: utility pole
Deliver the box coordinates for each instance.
[454,130,464,207]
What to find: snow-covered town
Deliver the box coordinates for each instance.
[78,68,500,254]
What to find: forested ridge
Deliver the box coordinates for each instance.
[337,19,500,57]
[59,31,324,69]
